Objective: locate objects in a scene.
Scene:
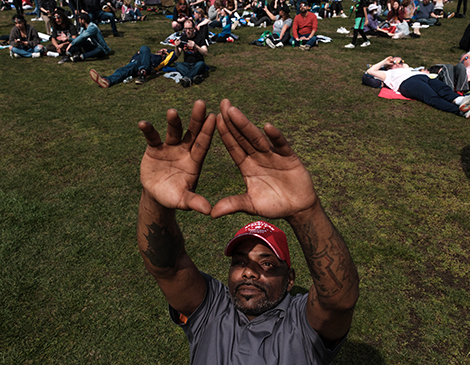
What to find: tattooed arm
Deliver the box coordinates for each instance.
[137,100,216,317]
[212,99,359,342]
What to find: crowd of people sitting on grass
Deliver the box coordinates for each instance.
[6,0,466,90]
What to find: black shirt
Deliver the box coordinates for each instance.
[179,31,206,64]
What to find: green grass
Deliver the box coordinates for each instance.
[1,4,470,364]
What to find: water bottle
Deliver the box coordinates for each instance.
[123,76,133,83]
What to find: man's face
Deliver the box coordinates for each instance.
[228,239,294,319]
[461,54,470,67]
[299,3,308,13]
[423,0,430,5]
[184,21,196,39]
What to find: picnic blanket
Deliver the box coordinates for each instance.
[378,87,413,100]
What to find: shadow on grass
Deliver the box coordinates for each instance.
[460,145,470,179]
[290,286,384,365]
[334,341,384,365]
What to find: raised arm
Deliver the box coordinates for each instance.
[137,100,216,317]
[213,99,359,342]
[366,56,393,81]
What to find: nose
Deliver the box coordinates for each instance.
[242,261,260,280]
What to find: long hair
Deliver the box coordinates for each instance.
[176,0,189,16]
[51,10,73,29]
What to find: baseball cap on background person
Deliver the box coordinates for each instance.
[224,221,291,268]
[368,3,378,11]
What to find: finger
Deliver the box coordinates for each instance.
[138,121,162,148]
[166,108,184,145]
[211,194,254,219]
[263,123,294,157]
[191,113,216,163]
[217,113,248,166]
[183,99,207,147]
[183,191,212,215]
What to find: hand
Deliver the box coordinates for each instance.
[187,40,195,48]
[138,100,216,215]
[174,39,181,47]
[211,99,318,219]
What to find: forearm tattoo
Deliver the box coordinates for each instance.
[142,222,183,268]
[297,221,352,298]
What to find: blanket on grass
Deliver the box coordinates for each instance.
[378,87,413,100]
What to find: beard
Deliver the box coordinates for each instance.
[231,279,289,317]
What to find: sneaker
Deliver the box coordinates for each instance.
[89,69,110,88]
[459,95,470,112]
[340,12,347,18]
[332,13,337,17]
[10,50,20,58]
[31,17,43,21]
[344,43,355,48]
[448,12,455,18]
[248,21,255,27]
[300,44,311,51]
[275,41,284,47]
[71,54,82,62]
[464,109,470,118]
[58,55,69,64]
[226,36,234,42]
[32,52,41,58]
[193,74,204,84]
[231,20,239,30]
[265,38,275,49]
[180,76,192,88]
[360,40,371,47]
[135,69,147,85]
[46,51,60,57]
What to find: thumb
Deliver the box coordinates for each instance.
[211,194,254,219]
[184,191,213,215]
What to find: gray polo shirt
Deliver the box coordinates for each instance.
[169,272,345,365]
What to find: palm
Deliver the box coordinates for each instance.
[139,100,216,215]
[212,100,317,219]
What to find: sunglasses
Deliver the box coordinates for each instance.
[393,59,404,65]
[461,56,469,63]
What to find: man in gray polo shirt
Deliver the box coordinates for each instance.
[137,99,360,364]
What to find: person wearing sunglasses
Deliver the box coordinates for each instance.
[367,56,470,117]
[292,1,318,51]
[8,14,45,58]
[46,10,78,64]
[174,18,208,87]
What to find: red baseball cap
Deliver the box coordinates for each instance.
[224,221,291,268]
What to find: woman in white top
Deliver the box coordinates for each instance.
[367,56,470,117]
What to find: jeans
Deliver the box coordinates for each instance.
[89,10,118,34]
[399,74,461,115]
[292,33,317,47]
[11,45,43,57]
[174,61,206,80]
[68,40,106,59]
[105,45,152,86]
[416,17,437,25]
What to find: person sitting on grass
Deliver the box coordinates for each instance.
[46,10,78,64]
[210,7,233,42]
[264,4,292,48]
[174,18,208,87]
[121,0,146,21]
[194,8,209,40]
[172,0,190,32]
[414,0,439,26]
[66,13,111,62]
[136,98,360,365]
[364,4,393,38]
[367,56,470,118]
[77,0,122,37]
[89,46,176,88]
[292,1,318,51]
[9,14,45,58]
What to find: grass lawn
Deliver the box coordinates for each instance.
[1,3,469,364]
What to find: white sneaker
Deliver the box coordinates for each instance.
[265,38,275,49]
[340,12,347,18]
[332,13,337,17]
[31,17,43,21]
[10,50,21,58]
[32,52,41,58]
[360,41,371,47]
[276,41,284,47]
[459,95,470,112]
[248,22,255,27]
[464,109,470,118]
[46,51,60,57]
[231,20,239,30]
[344,43,355,48]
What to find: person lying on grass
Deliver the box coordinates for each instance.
[367,56,470,117]
[136,99,360,365]
[89,46,176,88]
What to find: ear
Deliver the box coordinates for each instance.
[287,268,295,291]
